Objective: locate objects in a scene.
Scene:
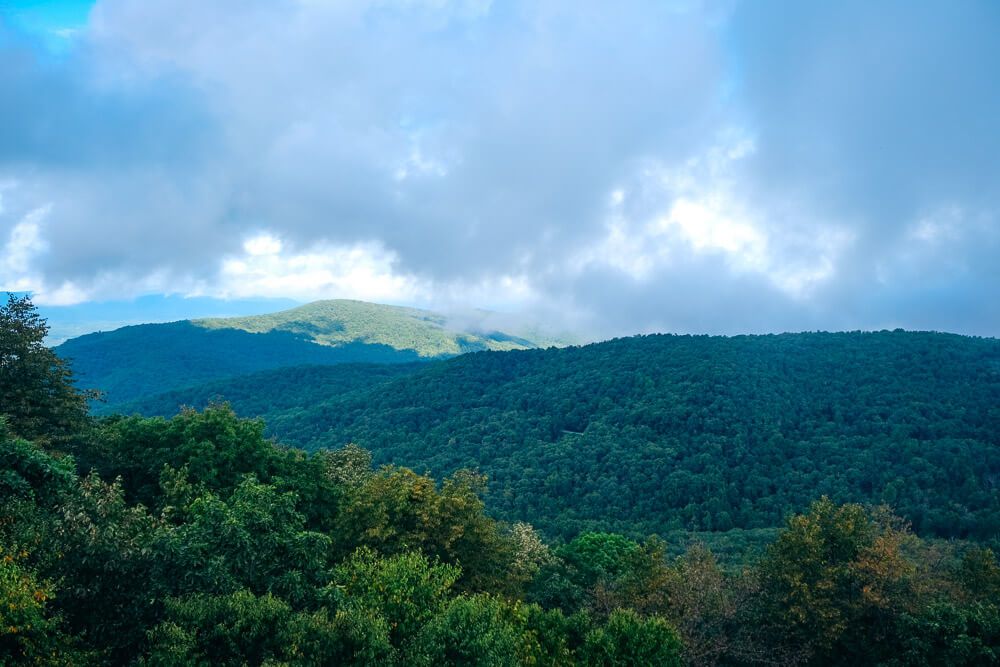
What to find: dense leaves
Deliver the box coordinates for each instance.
[128,331,1000,540]
[111,362,422,418]
[3,298,999,664]
[3,407,1000,663]
[143,589,395,666]
[0,549,80,665]
[1,294,93,443]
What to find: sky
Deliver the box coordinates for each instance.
[1,0,998,339]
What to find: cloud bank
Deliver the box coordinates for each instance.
[1,0,998,337]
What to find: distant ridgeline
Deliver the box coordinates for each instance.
[55,299,564,411]
[118,330,1000,542]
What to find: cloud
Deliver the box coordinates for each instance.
[213,234,426,304]
[0,0,998,336]
[1,205,49,276]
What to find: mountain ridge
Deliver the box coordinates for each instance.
[56,299,566,409]
[190,299,563,354]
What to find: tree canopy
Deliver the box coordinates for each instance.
[120,330,1000,541]
[1,294,93,443]
[2,296,998,664]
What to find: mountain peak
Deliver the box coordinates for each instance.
[56,298,561,408]
[191,299,541,356]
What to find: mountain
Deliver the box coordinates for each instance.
[115,362,423,421]
[34,294,302,345]
[118,330,1000,541]
[56,299,563,410]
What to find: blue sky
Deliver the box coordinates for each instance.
[0,0,92,50]
[1,0,998,338]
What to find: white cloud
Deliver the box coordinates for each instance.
[656,197,767,268]
[2,0,998,335]
[243,233,283,256]
[2,206,49,274]
[214,232,545,314]
[569,134,853,302]
[1,204,51,297]
[216,235,428,304]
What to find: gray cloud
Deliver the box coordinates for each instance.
[722,0,1000,336]
[0,0,998,336]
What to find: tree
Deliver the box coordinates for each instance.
[144,590,393,666]
[412,595,535,667]
[657,545,744,666]
[579,609,683,667]
[532,532,665,616]
[0,422,77,510]
[332,467,513,592]
[958,548,1000,602]
[754,497,916,663]
[329,548,460,650]
[0,547,82,665]
[884,601,1000,666]
[158,475,333,606]
[34,473,164,663]
[0,295,93,443]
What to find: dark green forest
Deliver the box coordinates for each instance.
[127,331,1000,542]
[4,295,1000,665]
[105,362,424,418]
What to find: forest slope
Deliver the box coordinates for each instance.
[124,330,1000,541]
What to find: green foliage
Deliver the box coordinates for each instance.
[79,405,344,532]
[157,475,333,605]
[531,533,669,618]
[884,601,1000,666]
[521,605,580,666]
[332,466,514,592]
[755,497,918,663]
[144,590,394,666]
[113,331,1000,541]
[36,473,164,662]
[0,425,77,509]
[579,609,683,667]
[330,548,460,649]
[411,595,535,667]
[958,548,1000,602]
[5,301,1000,665]
[557,533,643,587]
[0,549,78,665]
[85,406,283,507]
[0,294,93,443]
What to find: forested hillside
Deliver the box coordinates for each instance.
[115,363,423,419]
[4,294,999,665]
[56,299,562,409]
[130,331,1000,541]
